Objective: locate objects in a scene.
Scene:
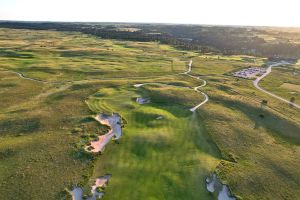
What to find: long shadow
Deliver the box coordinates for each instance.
[190,112,223,159]
[211,96,300,145]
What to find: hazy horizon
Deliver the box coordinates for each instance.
[1,0,300,27]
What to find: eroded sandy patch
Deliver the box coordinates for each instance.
[206,173,236,200]
[85,113,122,153]
[71,174,111,200]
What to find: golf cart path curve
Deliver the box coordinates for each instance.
[186,60,209,112]
[134,59,208,112]
[1,70,47,83]
[253,61,300,109]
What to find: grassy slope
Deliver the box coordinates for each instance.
[86,84,220,200]
[0,28,187,81]
[191,56,300,199]
[0,28,299,200]
[1,28,214,199]
[260,65,300,104]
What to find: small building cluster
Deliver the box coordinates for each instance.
[233,67,266,79]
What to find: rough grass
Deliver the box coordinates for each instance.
[0,28,299,200]
[260,66,300,102]
[0,28,187,81]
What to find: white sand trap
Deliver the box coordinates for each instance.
[71,174,111,200]
[206,174,217,192]
[86,113,122,153]
[206,173,236,200]
[136,97,150,104]
[156,115,163,120]
[218,185,236,200]
[88,174,112,200]
[71,187,83,200]
[134,83,144,87]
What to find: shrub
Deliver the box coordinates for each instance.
[71,127,83,134]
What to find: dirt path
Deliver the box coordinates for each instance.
[134,59,209,112]
[253,61,300,109]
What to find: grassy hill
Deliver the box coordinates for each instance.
[0,28,299,200]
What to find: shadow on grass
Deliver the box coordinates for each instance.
[0,49,34,58]
[130,135,171,159]
[212,96,300,145]
[0,117,40,136]
[190,112,223,160]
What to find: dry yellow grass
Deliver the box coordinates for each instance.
[280,83,300,92]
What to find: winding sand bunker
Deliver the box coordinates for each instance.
[71,114,118,200]
[86,113,122,153]
[71,174,111,200]
[206,173,236,200]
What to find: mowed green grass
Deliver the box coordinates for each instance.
[85,84,220,200]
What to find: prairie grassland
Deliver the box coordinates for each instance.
[281,83,300,93]
[0,28,213,200]
[0,28,188,81]
[260,65,300,102]
[0,28,299,200]
[190,57,300,199]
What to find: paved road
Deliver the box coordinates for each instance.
[253,61,300,109]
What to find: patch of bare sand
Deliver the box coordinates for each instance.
[206,173,236,200]
[85,113,122,153]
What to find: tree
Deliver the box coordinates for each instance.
[289,97,296,107]
[261,99,268,108]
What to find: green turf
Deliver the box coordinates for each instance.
[0,28,299,200]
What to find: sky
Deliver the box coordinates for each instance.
[1,0,300,27]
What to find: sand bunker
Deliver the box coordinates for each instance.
[206,173,217,192]
[206,173,236,200]
[71,187,83,200]
[218,185,236,200]
[89,174,112,200]
[71,174,111,200]
[85,113,122,153]
[156,115,163,120]
[136,97,150,104]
